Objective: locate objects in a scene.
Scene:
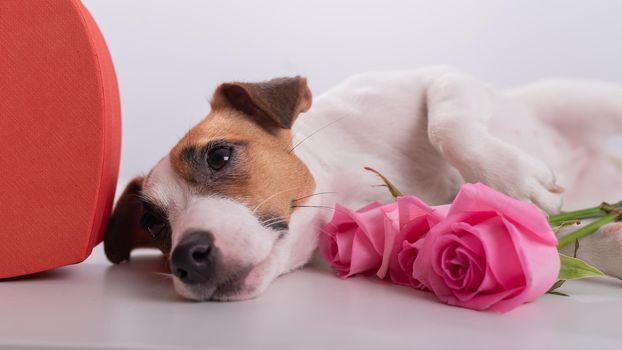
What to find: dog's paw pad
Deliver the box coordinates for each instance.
[548,184,565,194]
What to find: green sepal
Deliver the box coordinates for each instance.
[364,167,403,199]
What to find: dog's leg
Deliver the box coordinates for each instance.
[509,80,622,278]
[425,72,563,213]
[508,80,622,149]
[559,222,622,279]
[508,80,622,209]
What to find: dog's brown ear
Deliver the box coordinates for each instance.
[104,177,155,264]
[212,76,312,130]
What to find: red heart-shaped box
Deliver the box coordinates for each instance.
[0,0,121,278]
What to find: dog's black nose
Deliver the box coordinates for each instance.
[170,231,216,285]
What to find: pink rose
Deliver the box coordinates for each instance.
[377,196,448,287]
[319,195,448,282]
[412,183,560,312]
[319,202,397,278]
[397,239,427,290]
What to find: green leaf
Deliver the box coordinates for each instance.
[547,290,569,297]
[364,167,403,199]
[558,253,604,280]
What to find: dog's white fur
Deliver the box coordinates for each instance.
[147,66,622,300]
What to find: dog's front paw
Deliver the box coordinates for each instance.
[571,223,622,279]
[465,143,563,214]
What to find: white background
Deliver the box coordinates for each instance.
[83,0,622,180]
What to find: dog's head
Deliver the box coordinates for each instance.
[104,77,317,300]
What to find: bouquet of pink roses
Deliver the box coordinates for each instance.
[319,169,620,313]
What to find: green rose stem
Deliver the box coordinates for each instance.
[556,213,621,249]
[548,201,622,226]
[551,201,622,249]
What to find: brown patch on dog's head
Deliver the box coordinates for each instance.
[170,76,315,222]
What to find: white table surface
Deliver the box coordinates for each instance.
[1,245,622,350]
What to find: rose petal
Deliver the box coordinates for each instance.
[382,197,446,283]
[321,235,350,278]
[329,204,366,228]
[447,286,523,311]
[384,217,430,282]
[319,202,385,278]
[356,201,385,213]
[335,229,355,265]
[448,221,521,303]
[433,204,451,218]
[449,183,557,245]
[347,228,384,276]
[350,203,395,254]
[398,196,437,230]
[377,207,400,278]
[414,218,513,309]
[397,241,416,284]
[488,217,559,313]
[396,239,428,289]
[413,220,460,300]
[468,217,525,291]
[439,243,466,290]
[400,217,432,244]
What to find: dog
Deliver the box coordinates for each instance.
[104,66,622,301]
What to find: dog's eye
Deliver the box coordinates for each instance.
[206,146,231,171]
[141,211,166,238]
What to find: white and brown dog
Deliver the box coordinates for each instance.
[104,66,622,301]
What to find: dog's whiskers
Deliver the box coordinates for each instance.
[263,219,289,230]
[292,191,337,203]
[154,272,173,280]
[260,216,287,226]
[288,117,345,154]
[291,204,337,211]
[252,187,295,215]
